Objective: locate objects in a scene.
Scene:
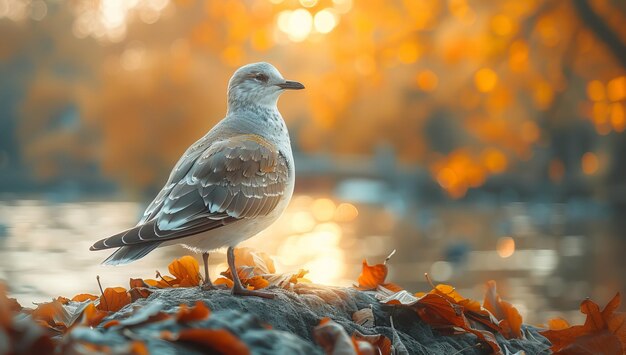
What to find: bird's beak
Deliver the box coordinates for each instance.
[277,80,305,90]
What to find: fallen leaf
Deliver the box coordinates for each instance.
[168,255,202,287]
[352,330,392,355]
[129,278,151,289]
[0,283,21,327]
[541,293,626,353]
[56,296,70,305]
[31,299,67,329]
[103,319,121,328]
[483,280,523,339]
[313,318,358,355]
[129,341,149,355]
[129,287,153,302]
[97,287,131,312]
[556,330,622,355]
[71,294,99,302]
[110,301,170,329]
[356,250,402,292]
[214,277,234,288]
[144,275,176,288]
[81,303,109,327]
[547,317,570,330]
[163,328,250,355]
[176,301,211,323]
[353,308,375,327]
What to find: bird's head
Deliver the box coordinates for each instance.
[227,62,304,111]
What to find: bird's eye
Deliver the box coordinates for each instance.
[254,73,269,83]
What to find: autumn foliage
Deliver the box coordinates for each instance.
[540,292,626,354]
[0,249,314,354]
[1,248,624,354]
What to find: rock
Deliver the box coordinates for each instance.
[76,284,550,354]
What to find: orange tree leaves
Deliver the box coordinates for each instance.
[483,280,523,339]
[163,328,250,355]
[356,250,402,292]
[540,292,626,354]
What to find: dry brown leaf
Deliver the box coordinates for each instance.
[352,308,375,327]
[81,303,109,327]
[356,251,402,292]
[71,294,99,302]
[176,301,211,323]
[483,280,523,339]
[163,328,250,355]
[97,287,131,312]
[352,330,392,355]
[168,255,202,287]
[313,318,359,355]
[547,317,570,330]
[129,287,153,302]
[541,292,626,353]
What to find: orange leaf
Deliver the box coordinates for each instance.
[129,341,149,355]
[0,283,21,327]
[56,296,70,305]
[144,275,176,288]
[168,256,202,287]
[214,277,234,288]
[97,287,131,312]
[541,293,626,353]
[415,293,502,354]
[483,280,522,339]
[82,303,109,327]
[352,331,392,355]
[547,317,570,330]
[71,293,99,302]
[129,287,153,302]
[357,259,387,290]
[31,299,65,327]
[176,301,211,323]
[129,278,150,289]
[245,276,269,290]
[103,319,121,328]
[555,330,623,355]
[164,328,250,355]
[314,318,358,355]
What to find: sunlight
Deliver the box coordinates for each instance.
[314,9,337,34]
[71,0,170,42]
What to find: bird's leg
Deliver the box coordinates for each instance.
[201,252,216,290]
[227,246,275,299]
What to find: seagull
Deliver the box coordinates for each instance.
[90,62,304,299]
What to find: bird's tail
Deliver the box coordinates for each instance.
[101,243,161,266]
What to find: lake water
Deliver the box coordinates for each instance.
[0,197,621,325]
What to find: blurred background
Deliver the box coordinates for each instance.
[1,0,625,325]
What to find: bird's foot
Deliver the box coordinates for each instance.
[232,286,275,299]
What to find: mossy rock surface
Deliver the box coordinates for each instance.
[69,284,550,354]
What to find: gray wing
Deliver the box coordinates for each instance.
[90,134,290,250]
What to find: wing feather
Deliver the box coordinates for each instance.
[91,134,290,250]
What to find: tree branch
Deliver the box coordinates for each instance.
[572,0,626,69]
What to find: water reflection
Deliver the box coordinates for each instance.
[0,197,620,326]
